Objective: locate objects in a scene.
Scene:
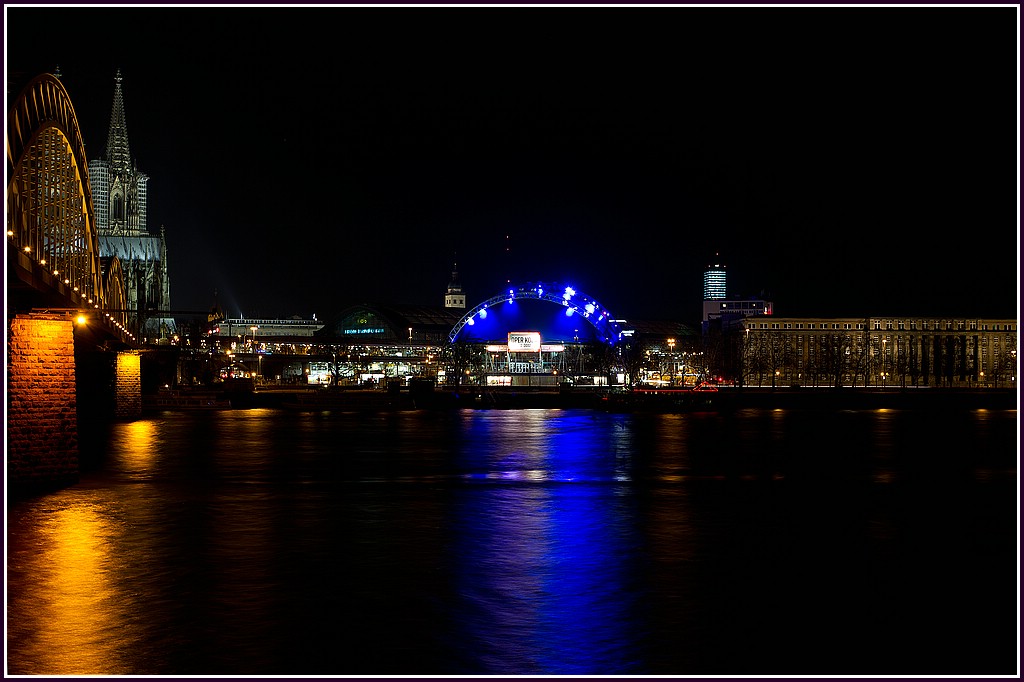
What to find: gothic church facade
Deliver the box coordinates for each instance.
[88,70,173,340]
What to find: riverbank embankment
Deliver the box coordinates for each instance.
[147,384,1018,412]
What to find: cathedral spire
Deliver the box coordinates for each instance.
[105,69,133,173]
[449,258,459,287]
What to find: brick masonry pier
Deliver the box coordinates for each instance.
[7,314,143,494]
[7,314,80,490]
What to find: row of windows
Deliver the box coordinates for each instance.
[750,332,1015,345]
[703,270,727,299]
[749,320,1016,332]
[872,321,1013,331]
[755,322,865,330]
[721,301,768,309]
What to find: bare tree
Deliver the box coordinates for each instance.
[441,341,480,386]
[699,332,723,383]
[847,336,871,387]
[815,334,850,388]
[894,336,910,388]
[616,338,650,389]
[908,336,921,386]
[990,347,1016,388]
[763,332,791,388]
[587,343,617,384]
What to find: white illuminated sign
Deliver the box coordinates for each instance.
[508,331,541,352]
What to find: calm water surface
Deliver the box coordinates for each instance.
[6,406,1018,675]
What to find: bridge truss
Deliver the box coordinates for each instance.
[7,73,131,341]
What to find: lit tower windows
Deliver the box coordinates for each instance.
[703,255,727,300]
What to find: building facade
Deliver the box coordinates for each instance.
[700,255,774,328]
[702,297,774,324]
[88,70,173,341]
[736,316,1017,388]
[444,262,466,309]
[214,317,325,344]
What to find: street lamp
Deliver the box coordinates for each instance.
[741,326,750,389]
[881,338,886,388]
[667,338,676,386]
[250,325,258,352]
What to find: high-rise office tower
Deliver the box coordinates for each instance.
[703,254,727,300]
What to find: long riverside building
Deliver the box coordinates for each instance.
[737,316,1017,389]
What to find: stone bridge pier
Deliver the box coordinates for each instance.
[7,313,142,494]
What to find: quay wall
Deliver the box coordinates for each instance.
[709,387,1018,411]
[170,384,1018,412]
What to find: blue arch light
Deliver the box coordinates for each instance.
[448,282,622,345]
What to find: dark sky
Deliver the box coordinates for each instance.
[6,5,1019,324]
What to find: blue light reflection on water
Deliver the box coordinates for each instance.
[447,410,644,674]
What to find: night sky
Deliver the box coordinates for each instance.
[6,5,1018,324]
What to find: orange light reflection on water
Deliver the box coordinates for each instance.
[116,418,158,477]
[13,503,130,674]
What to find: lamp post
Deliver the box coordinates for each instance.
[881,338,886,388]
[740,326,749,389]
[667,338,676,386]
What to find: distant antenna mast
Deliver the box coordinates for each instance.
[504,234,511,284]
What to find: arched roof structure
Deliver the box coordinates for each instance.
[449,282,624,345]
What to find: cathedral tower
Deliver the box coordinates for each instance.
[89,70,173,341]
[90,69,149,237]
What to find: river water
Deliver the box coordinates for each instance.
[6,405,1018,675]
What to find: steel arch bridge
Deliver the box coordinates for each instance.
[448,282,624,345]
[7,73,130,338]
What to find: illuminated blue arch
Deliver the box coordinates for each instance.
[448,282,624,345]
